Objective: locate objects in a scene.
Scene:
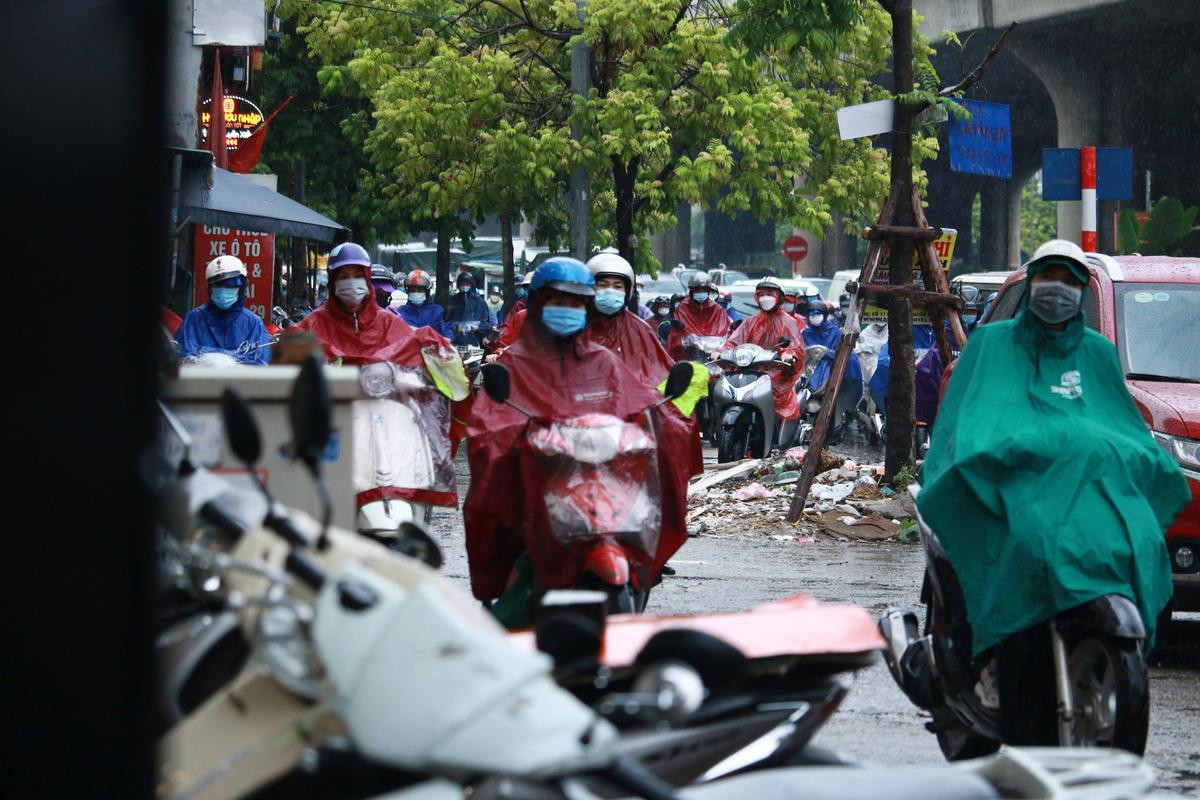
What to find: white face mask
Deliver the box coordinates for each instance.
[758,295,778,311]
[334,277,370,307]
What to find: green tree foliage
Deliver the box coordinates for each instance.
[255,19,402,244]
[283,0,905,274]
[1020,173,1057,259]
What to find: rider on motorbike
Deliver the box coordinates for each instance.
[462,258,699,620]
[444,270,496,346]
[584,252,676,389]
[919,239,1189,659]
[175,255,272,364]
[721,278,806,421]
[801,298,863,397]
[370,265,399,309]
[665,272,732,361]
[394,269,451,338]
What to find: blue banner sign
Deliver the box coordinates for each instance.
[1042,147,1133,200]
[949,100,1012,178]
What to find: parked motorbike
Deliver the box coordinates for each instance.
[680,333,727,444]
[158,364,1156,800]
[478,362,694,617]
[711,342,796,463]
[880,484,1152,761]
[271,305,293,331]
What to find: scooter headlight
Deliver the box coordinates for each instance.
[360,362,397,398]
[734,345,755,368]
[631,660,705,718]
[258,592,325,699]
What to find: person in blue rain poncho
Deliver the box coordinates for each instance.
[175,255,272,364]
[801,298,862,396]
[395,269,451,338]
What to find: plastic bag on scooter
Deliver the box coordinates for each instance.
[523,412,663,561]
[354,363,458,507]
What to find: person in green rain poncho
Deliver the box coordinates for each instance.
[918,239,1190,659]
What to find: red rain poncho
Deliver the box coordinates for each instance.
[723,308,806,420]
[462,323,700,601]
[497,307,527,350]
[292,291,462,506]
[584,309,676,388]
[665,297,731,360]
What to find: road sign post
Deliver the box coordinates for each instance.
[783,234,808,276]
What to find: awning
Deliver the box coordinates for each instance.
[173,148,344,242]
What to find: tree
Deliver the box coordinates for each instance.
[285,0,901,277]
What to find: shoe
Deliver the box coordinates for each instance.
[973,659,1000,710]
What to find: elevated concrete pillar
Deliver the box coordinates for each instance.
[1010,36,1102,246]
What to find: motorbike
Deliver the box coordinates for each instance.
[796,344,861,447]
[271,304,293,331]
[157,363,1156,800]
[478,362,694,618]
[880,484,1152,761]
[679,333,727,444]
[711,342,796,463]
[353,360,459,538]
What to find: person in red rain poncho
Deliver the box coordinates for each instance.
[665,271,732,360]
[783,292,808,332]
[462,258,700,616]
[582,251,676,388]
[291,242,466,506]
[722,277,806,422]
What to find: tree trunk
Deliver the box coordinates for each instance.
[435,219,451,307]
[500,210,515,306]
[884,0,917,482]
[614,157,638,265]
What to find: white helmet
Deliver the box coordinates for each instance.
[521,270,537,287]
[206,255,247,284]
[1027,239,1090,281]
[586,251,635,287]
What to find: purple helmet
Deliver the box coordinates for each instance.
[327,242,372,273]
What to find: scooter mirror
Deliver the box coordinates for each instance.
[395,521,444,569]
[777,337,792,349]
[663,361,693,400]
[221,389,262,467]
[289,353,332,475]
[481,363,511,404]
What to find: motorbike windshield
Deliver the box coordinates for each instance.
[524,412,663,558]
[353,363,457,506]
[683,334,728,354]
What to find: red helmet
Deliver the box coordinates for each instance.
[405,269,432,291]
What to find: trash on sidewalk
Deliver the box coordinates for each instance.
[734,482,776,501]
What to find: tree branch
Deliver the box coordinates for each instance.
[938,20,1018,97]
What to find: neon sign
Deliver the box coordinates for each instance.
[199,95,265,153]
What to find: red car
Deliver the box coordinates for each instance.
[978,254,1199,618]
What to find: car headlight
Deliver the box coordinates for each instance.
[1153,432,1200,473]
[1173,546,1195,572]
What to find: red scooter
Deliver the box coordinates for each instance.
[480,362,693,617]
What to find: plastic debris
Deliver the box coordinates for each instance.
[734,482,776,501]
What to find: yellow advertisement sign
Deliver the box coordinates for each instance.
[862,228,956,325]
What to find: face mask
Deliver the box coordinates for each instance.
[458,285,471,294]
[334,277,369,307]
[1029,280,1082,324]
[656,307,669,317]
[515,288,528,299]
[758,295,777,311]
[691,292,710,303]
[542,305,587,336]
[211,287,239,310]
[594,288,626,315]
[408,291,426,306]
[963,314,978,326]
[809,313,826,327]
[784,302,795,313]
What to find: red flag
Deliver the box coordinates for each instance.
[229,96,294,174]
[209,48,228,169]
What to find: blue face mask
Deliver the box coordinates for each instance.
[458,285,471,294]
[515,288,528,299]
[594,288,626,315]
[211,287,240,310]
[542,305,587,336]
[408,292,426,306]
[963,314,977,326]
[784,302,795,313]
[692,292,710,303]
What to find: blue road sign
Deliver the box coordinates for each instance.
[949,100,1012,178]
[1042,147,1133,200]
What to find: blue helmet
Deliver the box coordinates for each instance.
[530,257,596,296]
[328,242,372,273]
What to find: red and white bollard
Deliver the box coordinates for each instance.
[1080,146,1097,252]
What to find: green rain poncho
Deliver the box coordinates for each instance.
[918,261,1190,656]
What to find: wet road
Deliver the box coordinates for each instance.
[431,449,1200,797]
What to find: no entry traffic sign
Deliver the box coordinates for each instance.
[783,235,808,262]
